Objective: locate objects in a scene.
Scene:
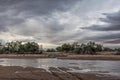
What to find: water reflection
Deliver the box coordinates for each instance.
[0,58,120,76]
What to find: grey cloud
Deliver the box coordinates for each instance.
[88,33,120,40]
[105,39,120,44]
[101,12,120,24]
[97,33,120,40]
[0,0,80,32]
[82,11,120,31]
[0,0,120,48]
[0,0,80,17]
[82,24,120,31]
[80,10,120,44]
[0,15,25,32]
[79,32,120,44]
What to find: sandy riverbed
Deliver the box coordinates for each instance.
[0,54,120,80]
[0,66,119,80]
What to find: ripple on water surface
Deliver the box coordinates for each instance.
[0,58,120,77]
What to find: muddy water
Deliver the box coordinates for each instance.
[0,58,120,76]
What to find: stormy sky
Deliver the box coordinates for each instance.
[0,0,120,48]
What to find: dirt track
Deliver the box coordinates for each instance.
[0,66,119,80]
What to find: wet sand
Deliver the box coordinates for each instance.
[0,66,119,80]
[0,54,119,79]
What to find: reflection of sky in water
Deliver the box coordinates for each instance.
[0,58,120,76]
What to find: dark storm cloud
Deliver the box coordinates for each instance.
[0,0,83,46]
[13,0,80,16]
[0,0,120,48]
[81,10,120,44]
[0,15,25,32]
[86,33,120,40]
[105,39,120,44]
[101,12,120,24]
[81,30,120,44]
[82,11,120,31]
[0,0,80,32]
[0,0,80,16]
[82,24,120,31]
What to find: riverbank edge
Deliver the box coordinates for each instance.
[58,55,120,61]
[0,54,120,60]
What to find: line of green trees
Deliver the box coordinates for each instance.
[1,41,120,55]
[0,41,41,54]
[55,41,120,55]
[55,42,103,54]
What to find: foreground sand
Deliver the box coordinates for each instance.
[0,66,119,80]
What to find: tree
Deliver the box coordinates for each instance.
[74,46,82,54]
[116,48,120,55]
[0,41,40,54]
[86,42,96,54]
[71,42,78,52]
[46,48,56,52]
[103,47,112,51]
[5,41,23,53]
[61,43,72,52]
[23,42,39,53]
[56,46,62,52]
[96,44,103,52]
[56,41,104,55]
[0,43,3,54]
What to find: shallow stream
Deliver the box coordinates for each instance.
[0,58,120,77]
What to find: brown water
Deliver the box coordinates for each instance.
[0,58,120,77]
